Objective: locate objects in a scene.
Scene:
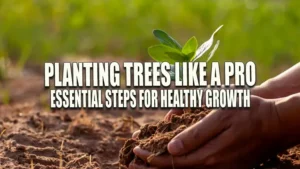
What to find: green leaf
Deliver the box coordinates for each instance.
[153,30,182,50]
[165,51,188,62]
[193,25,223,61]
[148,44,187,64]
[182,36,198,61]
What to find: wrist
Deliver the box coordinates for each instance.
[259,99,282,145]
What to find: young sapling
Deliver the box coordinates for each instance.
[148,25,223,80]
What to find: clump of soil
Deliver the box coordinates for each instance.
[119,108,300,169]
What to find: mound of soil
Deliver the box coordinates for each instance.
[119,108,300,169]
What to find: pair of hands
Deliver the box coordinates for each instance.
[129,96,284,169]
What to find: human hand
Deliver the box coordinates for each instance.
[130,96,284,169]
[132,86,261,139]
[133,85,258,139]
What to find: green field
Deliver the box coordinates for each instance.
[0,0,299,81]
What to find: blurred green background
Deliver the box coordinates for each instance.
[0,0,299,81]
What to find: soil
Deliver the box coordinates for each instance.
[0,59,165,169]
[0,59,299,169]
[0,104,137,169]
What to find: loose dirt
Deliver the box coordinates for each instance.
[0,62,155,169]
[0,106,131,169]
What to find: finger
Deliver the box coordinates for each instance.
[170,128,235,167]
[250,85,267,97]
[168,109,231,156]
[164,109,183,121]
[133,146,208,168]
[132,130,141,138]
[133,147,173,168]
[135,129,235,168]
[129,162,158,169]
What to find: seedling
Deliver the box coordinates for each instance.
[148,25,223,79]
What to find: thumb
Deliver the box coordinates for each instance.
[167,109,229,156]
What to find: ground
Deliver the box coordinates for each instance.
[0,58,299,169]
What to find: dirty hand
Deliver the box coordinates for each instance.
[130,96,285,169]
[132,85,263,139]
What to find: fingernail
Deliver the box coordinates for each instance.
[133,146,141,155]
[168,139,183,155]
[133,146,140,151]
[132,130,140,138]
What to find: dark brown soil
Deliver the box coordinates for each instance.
[119,108,300,169]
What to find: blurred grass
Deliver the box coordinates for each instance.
[0,0,299,81]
